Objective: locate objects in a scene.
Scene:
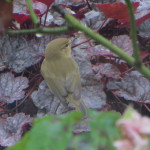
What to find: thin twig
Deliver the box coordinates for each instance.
[26,0,39,27]
[7,26,72,35]
[125,0,141,67]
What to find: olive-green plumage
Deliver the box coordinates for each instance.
[41,38,87,117]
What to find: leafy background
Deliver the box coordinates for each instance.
[1,0,150,149]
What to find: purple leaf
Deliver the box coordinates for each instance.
[107,71,150,103]
[0,72,29,103]
[93,63,121,80]
[0,113,32,147]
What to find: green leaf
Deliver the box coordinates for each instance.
[90,111,120,150]
[6,112,80,150]
[7,111,120,150]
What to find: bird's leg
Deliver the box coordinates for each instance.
[60,99,69,108]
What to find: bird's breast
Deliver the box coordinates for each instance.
[47,57,78,79]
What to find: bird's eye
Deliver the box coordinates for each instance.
[65,43,69,47]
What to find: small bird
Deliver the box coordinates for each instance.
[41,38,87,117]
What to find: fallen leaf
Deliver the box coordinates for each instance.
[0,113,32,147]
[92,63,121,80]
[33,0,54,7]
[0,72,29,103]
[0,34,48,73]
[82,10,108,30]
[111,35,133,56]
[13,13,30,24]
[86,35,133,62]
[95,2,139,23]
[107,71,150,103]
[138,18,150,38]
[31,80,63,116]
[13,0,47,24]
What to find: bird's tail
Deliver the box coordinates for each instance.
[66,94,87,118]
[78,98,87,118]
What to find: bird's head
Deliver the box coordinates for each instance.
[45,38,71,60]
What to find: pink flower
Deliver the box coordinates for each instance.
[114,139,133,150]
[114,107,150,150]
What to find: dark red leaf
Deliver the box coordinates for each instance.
[26,8,42,16]
[116,12,150,28]
[13,14,30,24]
[95,2,139,23]
[13,9,41,24]
[33,0,54,7]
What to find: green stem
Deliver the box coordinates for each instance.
[26,0,39,27]
[6,26,71,35]
[125,0,141,66]
[6,3,150,80]
[65,13,134,66]
[63,13,150,80]
[137,64,150,80]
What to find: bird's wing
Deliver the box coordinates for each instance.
[41,61,68,106]
[65,61,81,100]
[65,61,87,117]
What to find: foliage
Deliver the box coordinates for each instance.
[6,110,120,150]
[0,113,32,147]
[0,72,29,103]
[95,2,139,23]
[1,0,150,150]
